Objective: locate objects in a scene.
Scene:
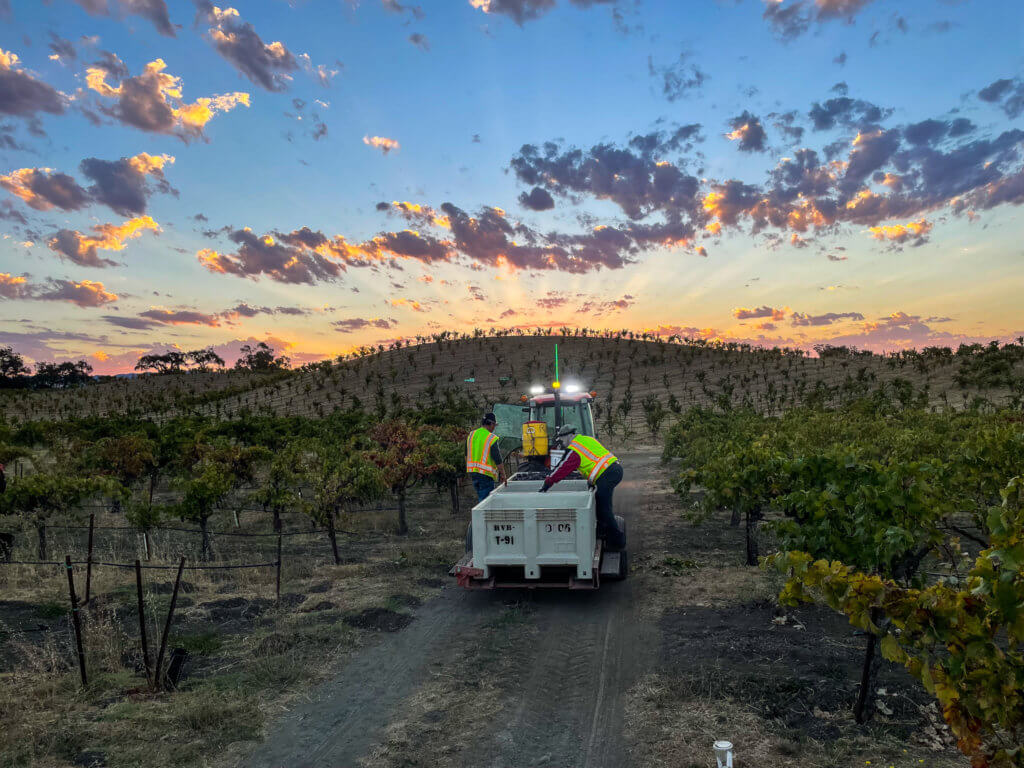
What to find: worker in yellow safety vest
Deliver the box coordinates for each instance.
[466,412,505,502]
[540,427,625,550]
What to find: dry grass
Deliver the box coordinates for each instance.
[0,489,467,768]
[624,672,965,768]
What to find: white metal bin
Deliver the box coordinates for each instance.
[470,479,596,581]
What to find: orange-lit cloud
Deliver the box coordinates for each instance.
[380,200,451,229]
[86,59,250,139]
[126,152,175,175]
[37,279,118,307]
[0,273,117,307]
[0,167,89,211]
[139,308,223,327]
[0,47,66,117]
[867,219,933,243]
[363,135,400,154]
[733,305,788,321]
[389,297,426,312]
[0,273,30,299]
[48,216,161,267]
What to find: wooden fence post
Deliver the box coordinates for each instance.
[64,556,87,688]
[275,534,282,602]
[84,514,95,605]
[135,559,152,686]
[153,557,185,691]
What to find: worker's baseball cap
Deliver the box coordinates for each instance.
[482,412,497,424]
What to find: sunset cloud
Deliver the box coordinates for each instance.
[0,274,117,307]
[222,302,312,319]
[199,4,299,92]
[71,0,175,37]
[518,186,555,211]
[762,0,878,40]
[365,230,453,262]
[469,0,555,24]
[86,58,250,140]
[0,272,30,299]
[333,317,396,333]
[36,279,118,307]
[725,111,767,153]
[138,308,222,326]
[48,215,160,267]
[647,52,708,102]
[384,0,425,18]
[790,310,864,326]
[978,77,1024,119]
[377,201,451,229]
[363,135,399,154]
[389,297,425,312]
[2,153,175,216]
[80,152,175,215]
[0,168,90,211]
[510,84,1024,259]
[198,228,350,284]
[867,218,932,243]
[733,305,787,321]
[0,47,66,118]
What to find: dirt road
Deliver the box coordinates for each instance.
[242,450,662,768]
[237,448,968,768]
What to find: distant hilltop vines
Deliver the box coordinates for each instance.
[1,331,1022,427]
[3,328,1024,389]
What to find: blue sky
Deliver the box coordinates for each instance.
[0,0,1022,372]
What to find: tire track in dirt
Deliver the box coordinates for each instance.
[461,450,661,768]
[241,589,502,768]
[239,449,664,768]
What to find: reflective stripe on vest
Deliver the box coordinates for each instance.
[466,427,499,479]
[567,435,618,483]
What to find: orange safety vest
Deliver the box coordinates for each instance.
[466,427,499,479]
[567,435,618,483]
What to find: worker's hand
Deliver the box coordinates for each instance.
[539,482,551,493]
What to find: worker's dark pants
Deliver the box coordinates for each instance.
[471,474,495,503]
[594,462,625,549]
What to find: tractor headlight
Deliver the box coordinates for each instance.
[565,383,580,393]
[530,385,544,395]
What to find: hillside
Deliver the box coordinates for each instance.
[3,334,1020,430]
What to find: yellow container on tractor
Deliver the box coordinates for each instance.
[521,421,549,457]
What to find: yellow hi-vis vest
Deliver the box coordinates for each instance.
[567,435,618,483]
[466,427,499,479]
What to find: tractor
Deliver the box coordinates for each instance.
[451,346,627,589]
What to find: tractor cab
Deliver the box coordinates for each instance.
[489,344,598,472]
[525,390,597,441]
[492,385,597,474]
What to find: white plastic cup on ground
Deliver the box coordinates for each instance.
[713,739,734,768]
